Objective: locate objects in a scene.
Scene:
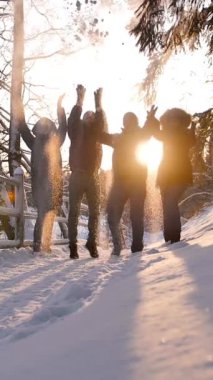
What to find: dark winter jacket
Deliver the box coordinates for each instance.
[19,108,67,211]
[67,105,107,174]
[99,125,151,185]
[154,128,196,188]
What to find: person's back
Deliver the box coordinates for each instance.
[100,111,154,256]
[31,118,63,211]
[68,102,106,174]
[153,107,196,243]
[156,110,195,188]
[67,85,107,259]
[112,126,148,185]
[19,96,67,252]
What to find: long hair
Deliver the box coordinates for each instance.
[160,108,191,131]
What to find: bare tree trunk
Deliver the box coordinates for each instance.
[9,0,24,176]
[209,131,213,175]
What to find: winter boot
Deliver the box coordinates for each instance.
[131,242,144,254]
[111,248,121,257]
[170,237,180,244]
[69,244,79,260]
[170,231,181,244]
[33,242,41,253]
[85,241,99,258]
[111,242,122,256]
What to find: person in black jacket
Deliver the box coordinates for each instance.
[152,107,196,243]
[99,109,157,256]
[19,95,67,253]
[67,84,107,259]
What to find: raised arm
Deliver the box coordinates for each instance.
[97,132,120,147]
[57,94,67,146]
[67,84,85,140]
[94,87,108,134]
[18,102,34,150]
[94,87,124,147]
[143,105,162,141]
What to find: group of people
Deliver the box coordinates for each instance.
[19,85,196,259]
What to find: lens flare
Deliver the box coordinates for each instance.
[136,137,163,172]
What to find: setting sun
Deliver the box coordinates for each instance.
[136,137,163,171]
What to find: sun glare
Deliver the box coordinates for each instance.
[136,138,163,172]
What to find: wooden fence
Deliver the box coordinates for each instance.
[0,167,88,249]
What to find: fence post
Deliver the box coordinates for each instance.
[14,167,24,246]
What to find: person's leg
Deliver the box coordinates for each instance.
[161,186,186,243]
[68,172,85,259]
[107,181,127,256]
[85,173,100,258]
[41,210,56,252]
[130,185,146,253]
[33,207,45,252]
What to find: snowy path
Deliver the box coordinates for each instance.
[0,206,212,380]
[0,242,130,344]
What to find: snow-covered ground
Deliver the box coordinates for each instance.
[0,205,212,380]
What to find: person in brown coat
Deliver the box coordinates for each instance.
[152,107,196,243]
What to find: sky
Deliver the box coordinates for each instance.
[22,0,149,170]
[24,1,212,119]
[1,0,211,171]
[26,1,150,125]
[21,0,212,170]
[0,204,212,379]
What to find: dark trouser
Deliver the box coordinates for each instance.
[68,171,100,247]
[160,185,186,243]
[34,207,56,251]
[107,179,146,253]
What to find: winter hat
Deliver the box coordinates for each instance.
[83,111,95,125]
[123,112,139,131]
[32,117,57,136]
[160,108,191,130]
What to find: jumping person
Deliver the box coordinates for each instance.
[19,95,67,253]
[152,107,196,243]
[67,85,108,259]
[98,109,158,256]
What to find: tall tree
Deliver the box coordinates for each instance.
[9,0,24,175]
[131,1,213,56]
[130,1,212,106]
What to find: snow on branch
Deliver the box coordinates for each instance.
[179,192,213,207]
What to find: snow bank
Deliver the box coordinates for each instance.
[0,205,212,380]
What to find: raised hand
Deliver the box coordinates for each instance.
[57,93,65,108]
[144,104,160,130]
[146,105,158,119]
[76,84,86,106]
[94,87,103,110]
